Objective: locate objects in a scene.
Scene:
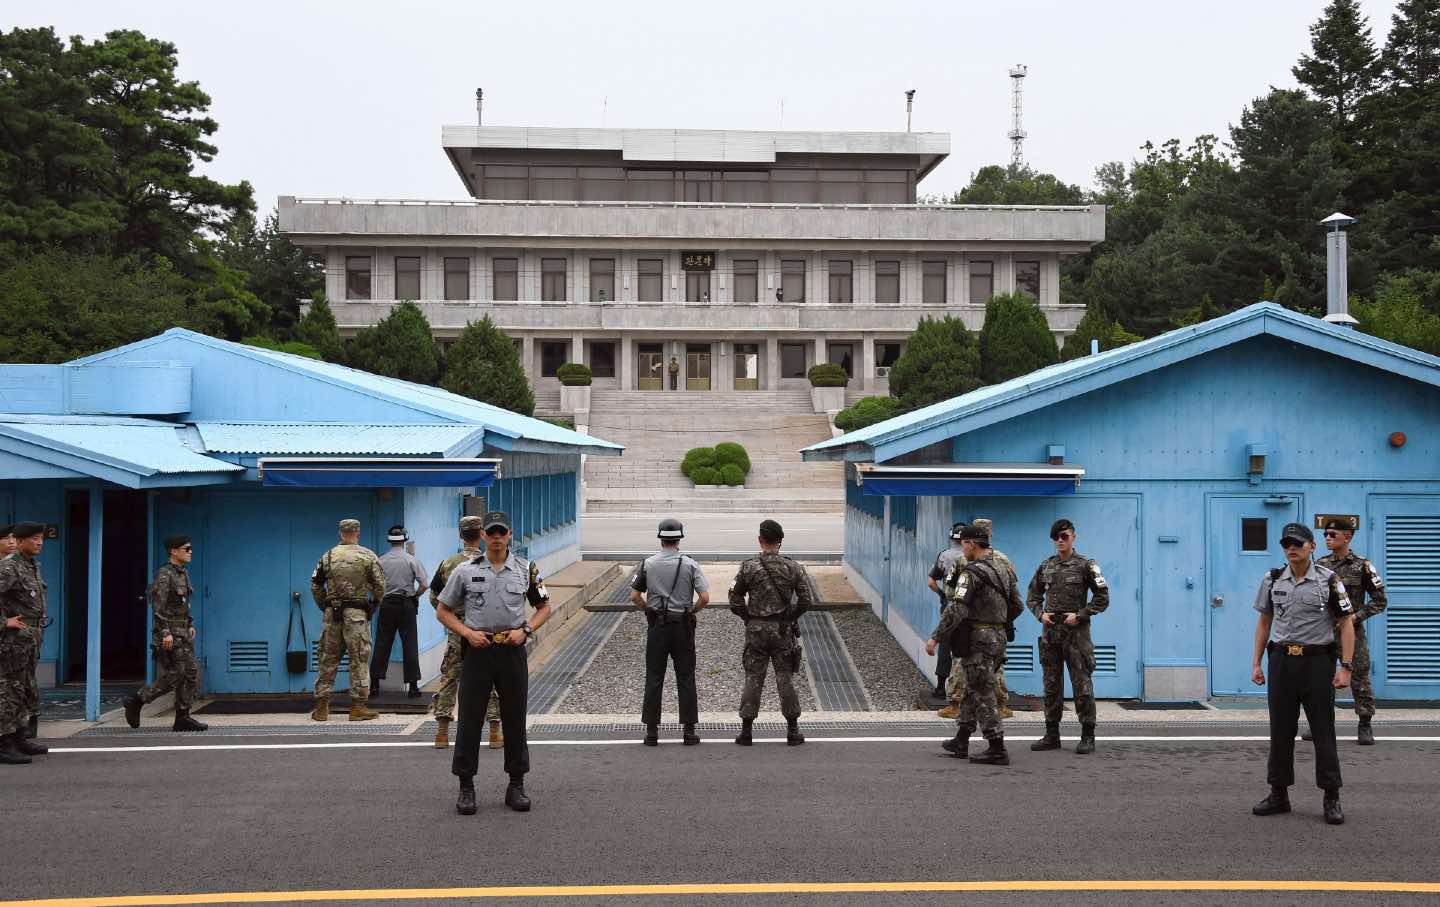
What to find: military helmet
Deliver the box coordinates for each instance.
[657,518,685,540]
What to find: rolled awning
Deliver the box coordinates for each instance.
[258,457,501,488]
[857,463,1083,497]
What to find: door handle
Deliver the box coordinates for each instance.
[1211,594,1224,609]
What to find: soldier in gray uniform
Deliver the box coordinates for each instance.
[631,518,710,746]
[1317,517,1387,745]
[435,511,550,816]
[1251,522,1355,826]
[728,519,813,747]
[0,522,49,764]
[926,522,967,711]
[122,535,207,732]
[370,525,428,699]
[1026,518,1110,755]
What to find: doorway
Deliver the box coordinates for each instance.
[63,489,150,684]
[686,343,712,390]
[1208,495,1300,696]
[637,344,664,391]
[827,343,856,385]
[734,343,760,390]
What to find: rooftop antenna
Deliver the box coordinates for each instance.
[905,89,916,132]
[475,87,484,127]
[780,96,785,129]
[602,95,607,127]
[1008,65,1027,166]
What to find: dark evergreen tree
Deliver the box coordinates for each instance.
[1059,305,1142,361]
[978,293,1060,383]
[215,209,324,339]
[345,302,440,384]
[1293,0,1381,141]
[293,297,345,363]
[886,315,982,412]
[441,316,536,416]
[947,165,1085,206]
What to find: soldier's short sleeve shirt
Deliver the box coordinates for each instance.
[1254,562,1352,645]
[438,552,548,632]
[632,549,709,613]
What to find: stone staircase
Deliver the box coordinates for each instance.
[582,389,843,513]
[532,388,564,421]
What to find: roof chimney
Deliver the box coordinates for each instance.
[1321,212,1358,329]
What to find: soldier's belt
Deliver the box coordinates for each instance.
[969,623,1006,630]
[1268,642,1335,657]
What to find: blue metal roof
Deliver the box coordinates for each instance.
[0,416,243,488]
[195,422,486,457]
[804,303,1440,464]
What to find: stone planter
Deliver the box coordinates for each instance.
[811,385,845,413]
[559,384,591,414]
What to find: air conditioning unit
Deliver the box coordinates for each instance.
[875,366,890,378]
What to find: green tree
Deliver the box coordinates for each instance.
[949,164,1085,206]
[833,396,903,432]
[215,209,323,339]
[1293,0,1382,141]
[886,315,982,411]
[978,292,1060,382]
[1059,306,1142,361]
[293,297,345,362]
[345,301,440,384]
[241,336,322,359]
[440,316,535,416]
[1352,270,1440,354]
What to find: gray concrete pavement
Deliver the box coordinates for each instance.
[6,730,1438,905]
[582,512,844,559]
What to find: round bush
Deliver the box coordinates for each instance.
[719,463,746,486]
[690,466,721,486]
[807,362,849,387]
[681,446,718,478]
[834,396,903,433]
[713,441,751,474]
[556,362,592,386]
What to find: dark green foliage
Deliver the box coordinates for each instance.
[543,417,576,430]
[241,336,321,359]
[946,164,1085,206]
[833,396,903,433]
[681,447,717,478]
[1352,270,1440,354]
[293,298,345,363]
[1060,306,1144,361]
[556,362,592,386]
[807,362,848,386]
[886,315,983,411]
[979,293,1060,383]
[345,302,440,384]
[1293,0,1381,141]
[690,466,720,486]
[439,316,535,416]
[713,442,751,475]
[214,210,323,339]
[719,464,746,486]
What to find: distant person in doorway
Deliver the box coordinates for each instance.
[123,535,207,732]
[371,525,427,699]
[668,356,680,390]
[631,518,709,746]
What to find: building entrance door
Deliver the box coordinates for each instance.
[827,342,857,385]
[62,490,149,684]
[1208,495,1300,696]
[686,344,712,390]
[734,343,760,390]
[637,344,663,391]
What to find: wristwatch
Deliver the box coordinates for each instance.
[521,622,535,639]
[1339,661,1353,670]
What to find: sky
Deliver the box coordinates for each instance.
[4,0,1402,214]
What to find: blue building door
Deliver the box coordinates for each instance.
[1369,495,1440,701]
[1208,495,1299,696]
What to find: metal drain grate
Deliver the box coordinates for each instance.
[528,611,626,714]
[799,612,872,712]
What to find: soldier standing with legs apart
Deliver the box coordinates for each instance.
[429,516,501,749]
[1027,518,1110,755]
[370,525,427,700]
[631,518,710,746]
[435,512,550,815]
[971,519,1014,719]
[927,525,1024,763]
[123,536,207,732]
[927,522,967,717]
[0,522,49,764]
[1251,522,1355,825]
[309,519,385,722]
[1317,517,1386,745]
[729,520,813,747]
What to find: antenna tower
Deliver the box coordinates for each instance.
[1008,65,1027,167]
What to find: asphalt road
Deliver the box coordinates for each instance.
[5,731,1440,906]
[582,512,844,559]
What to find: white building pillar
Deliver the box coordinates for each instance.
[620,335,634,390]
[765,336,780,390]
[572,332,584,367]
[861,333,876,392]
[814,334,827,372]
[522,334,536,384]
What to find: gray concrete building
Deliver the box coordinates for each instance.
[278,126,1105,397]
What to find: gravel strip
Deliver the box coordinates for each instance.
[829,607,931,711]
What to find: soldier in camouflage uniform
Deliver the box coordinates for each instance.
[728,520,813,746]
[0,523,50,764]
[942,518,1015,719]
[1317,517,1387,745]
[429,515,501,749]
[927,523,967,715]
[0,524,15,560]
[122,535,207,732]
[1026,518,1110,755]
[310,519,385,722]
[927,525,1024,764]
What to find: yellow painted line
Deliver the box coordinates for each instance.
[5,879,1440,905]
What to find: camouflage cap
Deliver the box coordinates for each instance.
[459,515,485,532]
[338,518,361,534]
[972,518,993,534]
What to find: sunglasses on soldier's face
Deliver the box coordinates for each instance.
[1323,531,1342,539]
[485,528,510,538]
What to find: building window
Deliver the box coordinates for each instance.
[969,260,994,304]
[877,341,904,368]
[589,342,616,378]
[482,165,528,200]
[780,343,808,378]
[540,341,569,378]
[865,170,910,204]
[828,260,853,304]
[1016,259,1041,300]
[345,256,372,300]
[781,259,806,303]
[541,258,567,302]
[686,271,711,303]
[1241,518,1268,553]
[628,171,674,202]
[922,260,947,305]
[683,170,718,203]
[493,257,519,300]
[723,171,769,203]
[638,258,664,301]
[444,257,470,300]
[581,167,624,201]
[874,260,900,305]
[394,256,421,300]
[533,166,577,200]
[772,169,817,203]
[589,259,616,302]
[819,169,863,203]
[733,259,759,303]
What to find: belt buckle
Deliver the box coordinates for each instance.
[1286,644,1304,656]
[491,632,510,645]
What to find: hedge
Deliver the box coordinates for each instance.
[807,362,848,387]
[834,395,903,433]
[713,441,751,474]
[556,362,593,386]
[681,447,718,478]
[719,463,746,486]
[690,466,721,485]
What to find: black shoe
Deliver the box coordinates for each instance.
[15,735,48,756]
[172,712,209,732]
[1031,724,1061,751]
[24,714,38,739]
[505,782,531,812]
[1252,789,1292,816]
[1075,725,1096,755]
[122,695,141,729]
[1324,796,1344,825]
[1358,720,1374,746]
[0,733,32,765]
[734,720,753,746]
[969,737,1010,765]
[456,785,477,816]
[786,719,805,746]
[682,724,700,746]
[941,731,969,757]
[643,724,659,747]
[369,680,381,698]
[407,682,421,698]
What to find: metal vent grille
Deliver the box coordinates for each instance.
[1386,516,1440,589]
[1005,643,1035,673]
[227,641,269,672]
[1093,645,1118,674]
[1386,609,1440,683]
[310,641,350,673]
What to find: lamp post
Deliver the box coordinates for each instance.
[1321,212,1358,329]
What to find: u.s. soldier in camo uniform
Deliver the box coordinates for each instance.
[0,522,49,765]
[728,519,813,747]
[941,518,1014,719]
[429,515,501,749]
[1317,517,1387,745]
[310,519,385,722]
[928,524,1025,764]
[1026,518,1110,755]
[122,535,207,732]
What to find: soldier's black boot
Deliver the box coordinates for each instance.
[1075,723,1096,755]
[505,775,531,812]
[1323,789,1344,825]
[407,682,421,698]
[786,718,805,746]
[122,695,142,729]
[1031,723,1061,751]
[15,733,47,756]
[643,723,659,746]
[734,719,753,746]
[1358,717,1374,746]
[24,714,38,739]
[1252,786,1292,816]
[172,710,209,732]
[682,724,700,746]
[969,736,1009,766]
[456,778,477,816]
[0,733,31,765]
[369,679,381,698]
[941,728,969,757]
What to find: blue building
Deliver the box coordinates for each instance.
[0,329,621,718]
[803,303,1440,703]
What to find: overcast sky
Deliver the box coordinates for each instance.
[6,0,1401,213]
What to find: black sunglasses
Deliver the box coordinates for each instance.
[484,527,510,537]
[1280,539,1306,549]
[180,545,193,552]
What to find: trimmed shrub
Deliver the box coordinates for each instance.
[807,362,849,387]
[834,395,902,433]
[681,446,718,479]
[690,466,721,486]
[719,463,746,486]
[556,362,592,386]
[713,441,751,475]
